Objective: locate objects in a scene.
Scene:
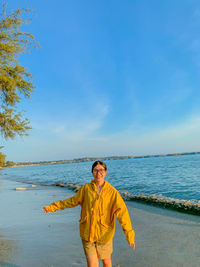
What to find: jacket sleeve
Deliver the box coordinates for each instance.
[45,185,85,213]
[113,191,135,245]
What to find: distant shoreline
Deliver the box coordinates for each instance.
[5,151,200,168]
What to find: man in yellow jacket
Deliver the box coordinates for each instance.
[42,160,135,267]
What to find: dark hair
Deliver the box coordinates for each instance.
[91,160,107,173]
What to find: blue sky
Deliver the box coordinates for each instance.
[2,0,200,162]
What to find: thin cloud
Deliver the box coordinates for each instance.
[39,102,110,140]
[103,114,200,155]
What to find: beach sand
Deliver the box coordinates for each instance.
[0,178,199,267]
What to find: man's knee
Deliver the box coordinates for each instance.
[102,256,112,267]
[86,255,99,267]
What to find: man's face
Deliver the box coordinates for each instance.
[92,164,107,184]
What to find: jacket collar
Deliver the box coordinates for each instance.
[91,179,107,193]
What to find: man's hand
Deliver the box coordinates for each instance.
[130,243,135,250]
[42,206,49,213]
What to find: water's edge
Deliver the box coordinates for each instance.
[53,181,200,216]
[3,174,200,216]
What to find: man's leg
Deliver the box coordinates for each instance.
[82,239,99,267]
[86,254,99,267]
[102,256,112,267]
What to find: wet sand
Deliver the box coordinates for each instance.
[0,178,199,267]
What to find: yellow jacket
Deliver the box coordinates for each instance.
[45,180,135,245]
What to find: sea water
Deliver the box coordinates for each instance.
[1,154,200,213]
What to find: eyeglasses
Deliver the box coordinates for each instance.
[93,169,105,174]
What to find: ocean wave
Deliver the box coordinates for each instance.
[119,190,200,215]
[51,182,200,216]
[7,176,200,216]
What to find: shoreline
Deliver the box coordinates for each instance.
[0,178,200,266]
[65,182,200,216]
[1,173,200,216]
[11,179,200,216]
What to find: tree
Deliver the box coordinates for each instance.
[0,151,6,166]
[0,2,38,140]
[5,160,15,166]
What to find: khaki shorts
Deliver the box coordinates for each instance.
[82,239,113,260]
